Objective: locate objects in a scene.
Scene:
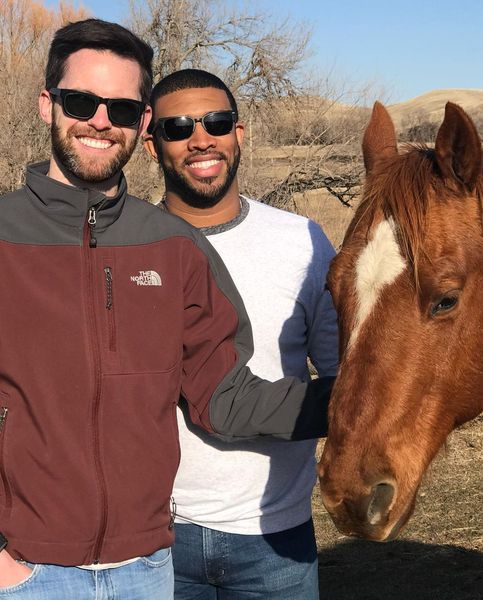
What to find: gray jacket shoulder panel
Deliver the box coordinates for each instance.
[98,195,201,246]
[0,187,83,245]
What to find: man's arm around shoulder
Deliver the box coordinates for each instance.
[179,229,335,441]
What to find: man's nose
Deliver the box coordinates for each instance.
[187,121,215,150]
[87,103,112,130]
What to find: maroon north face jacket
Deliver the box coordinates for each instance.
[0,162,332,566]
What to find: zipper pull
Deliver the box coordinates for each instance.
[169,496,177,530]
[0,407,8,432]
[104,267,113,309]
[88,207,97,248]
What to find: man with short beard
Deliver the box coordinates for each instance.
[0,22,335,600]
[144,69,338,600]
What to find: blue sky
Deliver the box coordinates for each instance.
[77,0,481,102]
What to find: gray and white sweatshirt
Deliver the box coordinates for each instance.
[173,198,339,534]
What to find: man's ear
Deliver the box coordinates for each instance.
[235,121,245,147]
[143,134,159,162]
[138,105,153,137]
[39,90,53,125]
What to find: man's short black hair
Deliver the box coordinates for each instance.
[46,19,153,103]
[150,69,238,118]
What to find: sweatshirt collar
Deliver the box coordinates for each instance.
[158,195,250,236]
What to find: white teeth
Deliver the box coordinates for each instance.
[78,137,113,149]
[189,159,220,169]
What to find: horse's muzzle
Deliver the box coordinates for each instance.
[319,478,416,541]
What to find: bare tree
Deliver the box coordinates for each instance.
[0,0,89,192]
[127,0,310,100]
[125,0,324,203]
[0,0,371,250]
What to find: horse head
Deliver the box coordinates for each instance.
[318,101,483,541]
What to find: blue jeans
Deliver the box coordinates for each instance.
[173,520,318,599]
[0,548,173,599]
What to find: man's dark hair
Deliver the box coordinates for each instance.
[46,19,153,103]
[150,69,238,118]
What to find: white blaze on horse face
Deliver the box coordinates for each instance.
[349,219,406,348]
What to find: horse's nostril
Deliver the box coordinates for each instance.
[367,482,396,526]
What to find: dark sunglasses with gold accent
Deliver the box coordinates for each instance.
[49,88,146,127]
[149,110,237,142]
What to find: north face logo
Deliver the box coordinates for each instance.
[130,270,162,286]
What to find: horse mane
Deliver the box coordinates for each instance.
[354,144,483,283]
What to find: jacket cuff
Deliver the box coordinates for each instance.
[291,376,335,440]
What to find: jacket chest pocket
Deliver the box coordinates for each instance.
[97,261,183,373]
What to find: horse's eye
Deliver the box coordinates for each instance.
[431,295,459,316]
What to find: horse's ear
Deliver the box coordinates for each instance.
[362,101,398,174]
[435,102,482,190]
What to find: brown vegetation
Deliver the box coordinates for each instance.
[1,8,481,593]
[0,0,88,191]
[0,0,368,210]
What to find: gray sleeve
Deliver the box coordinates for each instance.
[305,220,339,377]
[209,368,334,441]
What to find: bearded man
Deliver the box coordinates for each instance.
[144,69,338,600]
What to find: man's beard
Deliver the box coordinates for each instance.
[160,145,241,209]
[51,121,138,183]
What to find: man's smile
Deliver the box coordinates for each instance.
[190,159,220,169]
[185,154,224,179]
[77,136,115,150]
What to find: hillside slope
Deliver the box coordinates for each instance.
[388,89,483,126]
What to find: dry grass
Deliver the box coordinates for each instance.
[388,89,483,127]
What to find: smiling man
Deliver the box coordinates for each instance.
[146,82,243,225]
[41,37,151,196]
[144,69,338,600]
[0,22,335,600]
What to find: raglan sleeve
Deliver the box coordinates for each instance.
[304,221,339,378]
[179,231,334,441]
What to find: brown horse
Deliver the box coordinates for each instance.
[318,101,483,542]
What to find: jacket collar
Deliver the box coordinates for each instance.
[25,161,128,230]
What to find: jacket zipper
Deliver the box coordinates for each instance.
[83,211,108,563]
[104,267,117,351]
[88,207,98,248]
[0,407,12,510]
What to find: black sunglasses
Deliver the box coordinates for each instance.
[149,110,237,141]
[49,88,146,127]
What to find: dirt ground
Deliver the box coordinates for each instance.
[312,416,483,600]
